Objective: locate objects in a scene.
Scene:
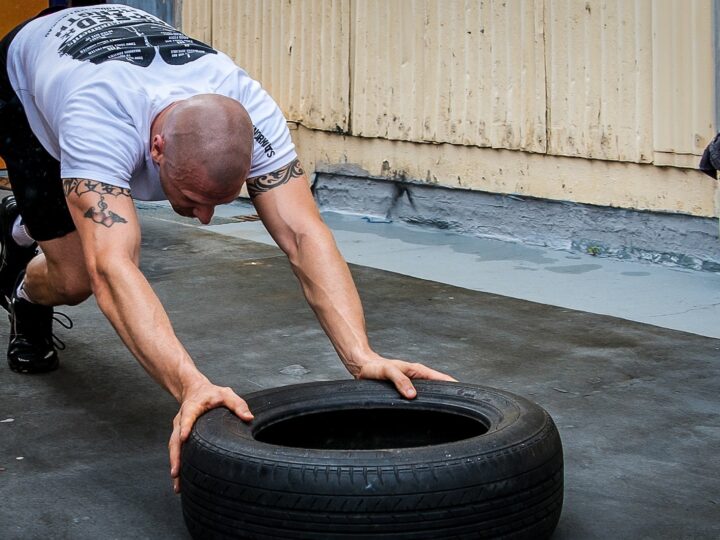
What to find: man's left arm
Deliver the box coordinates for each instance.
[247,159,456,397]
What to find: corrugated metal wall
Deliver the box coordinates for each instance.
[208,0,351,132]
[182,0,212,44]
[652,0,715,168]
[351,0,546,153]
[545,0,654,163]
[181,0,716,168]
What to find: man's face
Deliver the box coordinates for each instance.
[152,131,245,224]
[159,166,241,225]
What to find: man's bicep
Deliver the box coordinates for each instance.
[245,158,304,199]
[247,160,330,256]
[62,178,140,262]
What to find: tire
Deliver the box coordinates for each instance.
[181,380,563,539]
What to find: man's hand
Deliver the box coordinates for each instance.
[357,357,457,399]
[169,380,254,493]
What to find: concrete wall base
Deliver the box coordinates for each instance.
[313,172,720,273]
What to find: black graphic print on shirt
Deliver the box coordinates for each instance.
[47,6,215,67]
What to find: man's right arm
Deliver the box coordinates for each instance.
[62,178,253,492]
[63,178,199,396]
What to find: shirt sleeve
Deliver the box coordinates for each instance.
[58,90,143,189]
[240,80,297,178]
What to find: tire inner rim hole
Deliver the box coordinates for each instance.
[254,408,489,449]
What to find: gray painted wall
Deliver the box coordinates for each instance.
[313,172,720,273]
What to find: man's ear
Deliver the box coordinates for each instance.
[150,134,165,164]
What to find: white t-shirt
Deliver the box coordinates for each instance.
[7,4,296,201]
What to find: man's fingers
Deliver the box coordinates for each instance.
[221,387,255,421]
[179,403,202,443]
[171,401,208,494]
[233,402,254,421]
[169,434,181,478]
[169,415,182,494]
[407,362,458,382]
[358,359,458,400]
[382,364,417,399]
[169,415,181,474]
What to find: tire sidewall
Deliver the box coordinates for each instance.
[184,380,559,493]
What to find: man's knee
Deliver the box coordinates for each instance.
[52,277,92,306]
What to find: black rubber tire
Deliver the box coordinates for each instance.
[181,380,563,539]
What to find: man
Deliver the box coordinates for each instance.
[0,4,455,492]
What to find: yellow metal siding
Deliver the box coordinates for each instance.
[351,0,547,152]
[181,0,717,172]
[181,0,213,45]
[545,0,654,162]
[652,0,715,168]
[208,0,351,132]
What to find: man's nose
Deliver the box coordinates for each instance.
[194,206,214,224]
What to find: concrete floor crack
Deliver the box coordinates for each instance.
[647,301,720,318]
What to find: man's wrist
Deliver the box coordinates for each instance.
[174,363,210,402]
[344,348,383,377]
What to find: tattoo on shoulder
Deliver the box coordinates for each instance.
[63,178,131,228]
[246,159,304,199]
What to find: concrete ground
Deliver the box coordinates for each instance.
[1,196,719,539]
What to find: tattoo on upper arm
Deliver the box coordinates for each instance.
[63,178,131,228]
[246,158,304,199]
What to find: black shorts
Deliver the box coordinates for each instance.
[0,7,76,242]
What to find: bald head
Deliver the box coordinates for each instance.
[160,94,254,196]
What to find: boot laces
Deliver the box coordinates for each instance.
[51,311,73,351]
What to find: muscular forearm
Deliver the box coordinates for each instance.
[90,259,208,400]
[287,227,458,397]
[288,228,379,375]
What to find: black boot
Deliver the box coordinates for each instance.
[7,273,59,374]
